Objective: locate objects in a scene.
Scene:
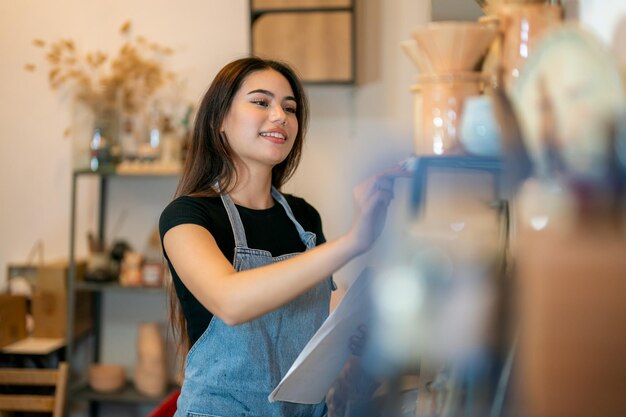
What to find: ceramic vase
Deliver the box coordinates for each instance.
[134,322,167,397]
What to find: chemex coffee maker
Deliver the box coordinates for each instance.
[402,0,563,157]
[402,22,497,155]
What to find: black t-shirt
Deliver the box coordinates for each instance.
[159,193,328,347]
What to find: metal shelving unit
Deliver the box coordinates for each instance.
[65,168,179,416]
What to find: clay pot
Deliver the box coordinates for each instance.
[120,251,143,287]
[88,363,126,393]
[134,322,167,397]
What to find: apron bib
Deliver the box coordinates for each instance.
[175,187,331,417]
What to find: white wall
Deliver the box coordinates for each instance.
[431,0,483,21]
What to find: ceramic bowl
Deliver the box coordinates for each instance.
[411,22,498,73]
[88,363,126,393]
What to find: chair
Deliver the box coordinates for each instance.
[146,388,180,417]
[0,362,68,417]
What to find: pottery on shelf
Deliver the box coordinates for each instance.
[88,363,126,393]
[134,322,167,397]
[400,40,434,74]
[411,22,498,73]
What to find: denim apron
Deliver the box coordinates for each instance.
[175,187,331,417]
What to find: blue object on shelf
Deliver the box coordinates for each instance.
[410,155,504,215]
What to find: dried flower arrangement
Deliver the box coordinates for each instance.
[25,21,176,117]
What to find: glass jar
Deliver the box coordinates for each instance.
[487,3,564,92]
[89,103,121,172]
[412,72,484,155]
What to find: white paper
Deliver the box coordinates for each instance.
[269,268,372,404]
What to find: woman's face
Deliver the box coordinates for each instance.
[221,69,299,172]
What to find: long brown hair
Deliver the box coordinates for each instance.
[175,56,309,197]
[169,57,309,355]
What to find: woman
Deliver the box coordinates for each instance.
[160,57,401,417]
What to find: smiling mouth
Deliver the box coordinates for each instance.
[260,132,287,142]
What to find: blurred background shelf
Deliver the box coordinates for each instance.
[66,168,177,417]
[71,381,179,405]
[75,281,165,293]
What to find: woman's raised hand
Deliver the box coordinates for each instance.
[347,162,411,255]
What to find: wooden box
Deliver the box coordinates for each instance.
[251,0,355,83]
[0,294,27,347]
[32,260,92,338]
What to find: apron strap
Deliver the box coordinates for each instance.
[219,193,249,248]
[271,187,317,249]
[219,185,316,250]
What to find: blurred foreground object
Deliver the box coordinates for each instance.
[366,155,510,417]
[511,23,626,417]
[510,25,626,183]
[516,217,626,417]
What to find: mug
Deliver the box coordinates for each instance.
[459,95,502,157]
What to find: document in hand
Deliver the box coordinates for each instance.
[269,268,372,404]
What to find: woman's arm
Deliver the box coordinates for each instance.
[163,170,405,325]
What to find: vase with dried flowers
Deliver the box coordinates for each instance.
[26,21,176,171]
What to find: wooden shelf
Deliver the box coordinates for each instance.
[0,337,65,355]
